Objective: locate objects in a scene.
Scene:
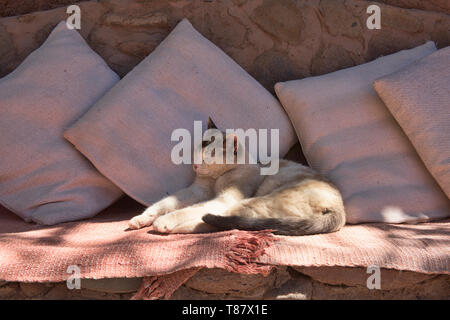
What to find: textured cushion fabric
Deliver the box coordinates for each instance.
[0,199,449,282]
[64,19,297,206]
[0,21,123,225]
[275,41,450,224]
[374,47,450,199]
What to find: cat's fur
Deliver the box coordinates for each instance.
[128,119,346,235]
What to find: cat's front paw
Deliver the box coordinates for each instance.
[128,214,156,230]
[153,213,216,234]
[152,215,176,233]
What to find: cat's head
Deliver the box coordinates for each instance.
[193,117,241,178]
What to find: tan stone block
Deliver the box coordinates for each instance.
[19,282,51,297]
[293,266,437,290]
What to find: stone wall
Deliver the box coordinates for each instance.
[1,267,449,299]
[0,0,84,18]
[0,0,449,93]
[1,0,449,18]
[376,0,450,14]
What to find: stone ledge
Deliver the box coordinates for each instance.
[292,266,438,290]
[1,267,448,299]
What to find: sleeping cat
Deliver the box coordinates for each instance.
[128,119,346,235]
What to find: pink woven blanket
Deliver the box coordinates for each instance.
[0,197,448,299]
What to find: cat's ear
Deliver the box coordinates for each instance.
[207,117,218,130]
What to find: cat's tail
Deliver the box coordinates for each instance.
[202,211,345,236]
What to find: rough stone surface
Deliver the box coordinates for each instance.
[0,285,16,298]
[263,272,313,300]
[375,0,450,14]
[293,266,437,290]
[103,12,168,28]
[19,282,51,297]
[0,0,84,17]
[44,283,71,300]
[311,274,450,300]
[0,0,448,93]
[81,277,142,293]
[250,0,305,44]
[1,0,449,18]
[0,23,14,62]
[1,281,135,300]
[1,267,449,299]
[184,267,291,298]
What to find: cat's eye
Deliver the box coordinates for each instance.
[322,208,331,214]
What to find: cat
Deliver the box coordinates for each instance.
[128,118,346,235]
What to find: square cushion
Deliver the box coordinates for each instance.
[64,19,297,206]
[275,41,449,224]
[0,21,123,225]
[374,47,450,199]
